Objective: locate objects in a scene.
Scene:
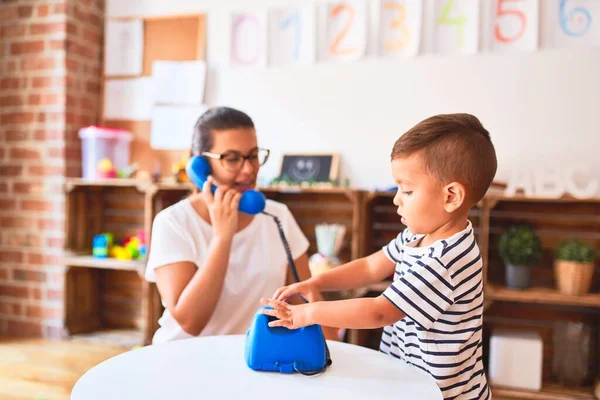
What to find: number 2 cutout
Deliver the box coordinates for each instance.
[494,0,527,43]
[383,1,410,53]
[329,4,357,55]
[437,0,468,48]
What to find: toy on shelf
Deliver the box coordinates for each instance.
[92,231,147,261]
[171,155,190,183]
[309,224,346,275]
[96,158,139,179]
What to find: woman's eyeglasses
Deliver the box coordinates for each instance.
[201,148,270,172]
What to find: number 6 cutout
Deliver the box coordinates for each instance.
[325,0,367,62]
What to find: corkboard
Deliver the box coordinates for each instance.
[101,15,206,178]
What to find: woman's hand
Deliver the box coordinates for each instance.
[203,176,241,239]
[260,298,311,329]
[273,277,320,303]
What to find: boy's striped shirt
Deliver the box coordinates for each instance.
[380,220,490,400]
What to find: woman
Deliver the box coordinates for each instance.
[145,107,337,344]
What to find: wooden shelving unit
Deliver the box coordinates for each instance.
[487,283,600,309]
[492,383,596,400]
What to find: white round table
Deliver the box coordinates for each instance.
[72,335,442,399]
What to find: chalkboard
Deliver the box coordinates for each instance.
[278,153,339,183]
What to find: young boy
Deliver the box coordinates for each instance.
[261,113,497,400]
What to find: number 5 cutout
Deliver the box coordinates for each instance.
[379,0,422,58]
[231,11,268,68]
[491,0,539,52]
[325,0,367,62]
[433,0,479,55]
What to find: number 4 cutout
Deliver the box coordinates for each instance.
[433,0,479,55]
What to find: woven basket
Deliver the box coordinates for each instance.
[554,260,595,296]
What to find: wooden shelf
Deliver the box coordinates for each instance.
[492,383,596,400]
[64,253,146,274]
[65,178,154,192]
[486,284,600,308]
[486,192,600,204]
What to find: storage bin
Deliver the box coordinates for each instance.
[79,126,133,180]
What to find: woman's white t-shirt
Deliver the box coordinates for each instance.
[144,198,309,344]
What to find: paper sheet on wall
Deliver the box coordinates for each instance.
[152,61,207,105]
[269,7,316,66]
[378,0,422,58]
[103,78,153,121]
[104,20,143,76]
[230,11,268,68]
[545,0,600,49]
[150,105,208,150]
[491,0,538,52]
[433,0,479,55]
[324,0,368,62]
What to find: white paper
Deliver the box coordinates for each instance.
[545,0,600,49]
[324,0,368,62]
[378,0,422,58]
[103,78,153,121]
[152,61,207,105]
[491,0,538,52]
[150,105,208,150]
[230,11,268,68]
[433,0,479,55]
[104,20,143,76]
[269,7,316,66]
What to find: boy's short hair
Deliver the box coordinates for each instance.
[391,113,497,204]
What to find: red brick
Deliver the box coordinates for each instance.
[26,253,62,266]
[81,97,96,111]
[5,130,29,141]
[30,22,66,35]
[28,94,41,106]
[26,305,62,319]
[1,112,35,125]
[7,320,42,337]
[34,129,62,140]
[18,5,33,18]
[0,24,26,39]
[38,218,63,230]
[0,268,8,280]
[86,81,100,93]
[36,112,63,123]
[0,78,27,90]
[10,147,41,161]
[65,147,80,161]
[31,287,42,300]
[14,269,46,283]
[37,4,49,17]
[28,165,65,177]
[42,94,62,106]
[21,199,55,212]
[47,147,65,159]
[0,183,9,194]
[0,148,4,159]
[0,165,22,177]
[10,40,45,55]
[31,77,61,89]
[0,217,36,229]
[0,284,28,298]
[82,28,100,43]
[46,289,64,301]
[49,39,64,50]
[13,182,43,194]
[53,3,66,14]
[3,60,18,75]
[67,22,78,36]
[7,233,42,248]
[0,5,33,20]
[46,237,64,248]
[0,95,24,107]
[66,58,79,73]
[21,57,56,72]
[0,198,17,210]
[0,251,22,263]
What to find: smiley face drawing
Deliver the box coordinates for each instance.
[288,158,321,181]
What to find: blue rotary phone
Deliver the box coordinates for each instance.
[186,155,332,375]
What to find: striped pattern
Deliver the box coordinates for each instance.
[380,221,490,400]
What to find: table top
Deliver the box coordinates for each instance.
[72,335,442,399]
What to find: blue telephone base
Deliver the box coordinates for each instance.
[245,307,327,374]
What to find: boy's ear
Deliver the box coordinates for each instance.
[443,181,466,213]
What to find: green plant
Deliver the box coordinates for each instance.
[498,225,542,266]
[555,240,597,263]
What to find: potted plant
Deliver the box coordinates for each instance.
[498,225,542,289]
[554,240,597,296]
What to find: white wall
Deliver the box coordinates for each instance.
[107,0,600,191]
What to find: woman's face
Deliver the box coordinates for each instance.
[207,128,262,193]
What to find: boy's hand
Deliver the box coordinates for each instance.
[273,278,320,303]
[260,298,310,329]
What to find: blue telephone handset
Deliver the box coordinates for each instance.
[185,155,266,215]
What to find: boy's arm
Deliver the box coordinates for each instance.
[273,250,395,301]
[261,296,405,330]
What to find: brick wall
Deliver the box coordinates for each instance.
[0,0,104,338]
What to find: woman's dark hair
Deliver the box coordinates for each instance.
[191,107,255,154]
